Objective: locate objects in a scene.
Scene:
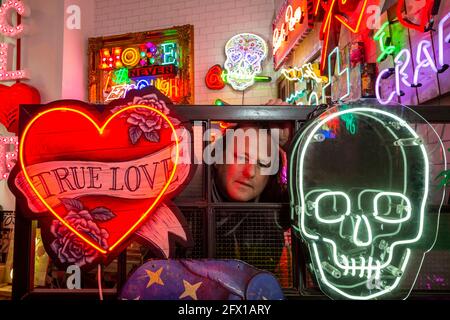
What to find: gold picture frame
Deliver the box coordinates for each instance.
[88,25,194,104]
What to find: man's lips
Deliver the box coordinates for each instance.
[235,181,254,189]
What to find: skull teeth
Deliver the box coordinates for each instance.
[340,255,382,279]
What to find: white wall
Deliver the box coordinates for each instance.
[21,0,65,103]
[62,0,95,101]
[92,0,278,105]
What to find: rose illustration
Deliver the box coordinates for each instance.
[50,199,115,267]
[111,94,180,144]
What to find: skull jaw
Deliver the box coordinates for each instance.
[309,241,412,300]
[226,72,256,91]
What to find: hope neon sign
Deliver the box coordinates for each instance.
[99,42,178,71]
[376,13,450,105]
[0,0,29,81]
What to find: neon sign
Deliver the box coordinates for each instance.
[397,0,435,32]
[224,33,268,91]
[9,92,194,268]
[205,65,226,90]
[273,0,314,70]
[100,42,178,71]
[376,13,450,105]
[314,0,369,72]
[0,135,18,180]
[105,78,181,103]
[289,105,445,299]
[281,63,327,83]
[0,0,29,81]
[273,4,304,54]
[98,41,184,103]
[321,47,350,104]
[373,22,397,63]
[283,63,325,106]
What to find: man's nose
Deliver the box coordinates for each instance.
[242,163,257,179]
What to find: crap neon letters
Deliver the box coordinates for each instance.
[0,0,29,81]
[376,13,450,105]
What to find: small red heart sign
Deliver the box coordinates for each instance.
[205,64,226,90]
[16,99,185,264]
[0,83,40,134]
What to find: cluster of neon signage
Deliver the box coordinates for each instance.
[282,49,351,107]
[281,2,449,107]
[376,13,450,105]
[100,41,181,102]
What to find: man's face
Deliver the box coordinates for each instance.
[215,126,274,202]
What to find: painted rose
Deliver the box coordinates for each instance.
[50,210,109,267]
[111,94,180,144]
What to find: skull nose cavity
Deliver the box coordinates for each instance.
[353,215,373,247]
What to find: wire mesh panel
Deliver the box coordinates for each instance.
[177,207,207,259]
[214,207,293,288]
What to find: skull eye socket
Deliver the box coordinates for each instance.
[313,191,351,224]
[373,192,412,224]
[227,49,243,63]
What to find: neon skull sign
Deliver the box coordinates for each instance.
[289,104,446,300]
[224,33,268,91]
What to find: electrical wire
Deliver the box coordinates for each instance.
[98,264,104,300]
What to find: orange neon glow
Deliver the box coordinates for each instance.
[314,0,321,15]
[334,0,368,33]
[316,0,368,71]
[319,0,336,71]
[20,105,180,255]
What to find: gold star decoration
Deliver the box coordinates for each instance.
[179,279,202,300]
[145,267,164,288]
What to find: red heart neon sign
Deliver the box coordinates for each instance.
[19,104,180,255]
